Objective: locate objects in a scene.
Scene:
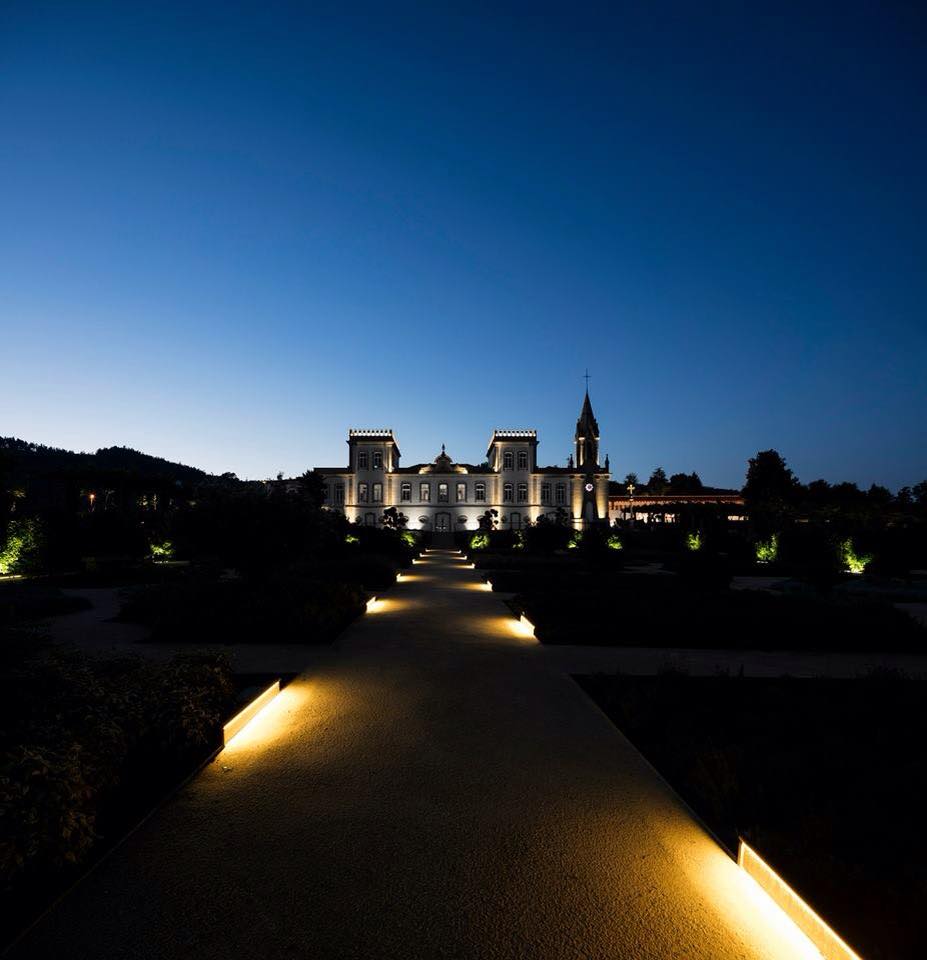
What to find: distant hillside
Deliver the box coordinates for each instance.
[0,438,210,486]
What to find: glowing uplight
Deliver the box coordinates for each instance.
[223,680,281,746]
[738,840,863,960]
[485,579,493,590]
[513,614,536,638]
[366,596,381,613]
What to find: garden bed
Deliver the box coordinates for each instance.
[0,630,238,947]
[576,671,926,960]
[516,574,926,652]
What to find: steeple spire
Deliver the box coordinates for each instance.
[574,388,600,469]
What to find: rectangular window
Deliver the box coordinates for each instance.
[358,451,368,469]
[556,483,565,505]
[438,482,449,503]
[503,483,513,503]
[358,482,368,503]
[517,451,528,470]
[475,482,486,502]
[372,482,382,503]
[456,482,466,502]
[400,482,411,502]
[372,451,382,470]
[541,482,551,505]
[517,483,528,503]
[420,482,431,502]
[335,484,344,505]
[503,451,514,470]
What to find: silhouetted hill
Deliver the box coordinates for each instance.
[0,438,210,486]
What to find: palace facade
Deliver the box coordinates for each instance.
[313,393,610,531]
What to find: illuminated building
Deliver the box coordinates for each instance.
[309,392,610,531]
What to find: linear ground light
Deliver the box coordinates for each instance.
[223,680,281,747]
[511,613,536,639]
[366,595,381,612]
[738,840,863,960]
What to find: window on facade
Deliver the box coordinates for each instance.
[503,483,513,503]
[335,484,344,505]
[541,482,551,505]
[324,485,331,502]
[438,482,449,503]
[517,483,528,503]
[420,482,431,502]
[372,482,382,503]
[456,482,466,502]
[358,452,368,469]
[400,482,411,502]
[517,450,528,470]
[556,483,566,505]
[503,451,514,470]
[358,482,368,503]
[475,482,486,502]
[372,451,382,470]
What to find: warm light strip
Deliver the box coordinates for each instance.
[223,681,281,746]
[737,840,863,960]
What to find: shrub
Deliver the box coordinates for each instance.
[0,518,44,575]
[755,533,779,564]
[840,538,872,575]
[0,644,234,896]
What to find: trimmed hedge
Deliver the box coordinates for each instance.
[119,575,366,644]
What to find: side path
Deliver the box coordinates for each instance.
[9,551,819,960]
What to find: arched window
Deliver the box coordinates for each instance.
[475,482,486,502]
[517,451,528,470]
[372,451,382,470]
[503,451,514,470]
[400,483,411,502]
[420,482,431,502]
[503,483,513,503]
[372,482,382,503]
[438,482,449,502]
[517,483,528,503]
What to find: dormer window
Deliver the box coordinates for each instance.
[372,451,382,470]
[517,451,528,470]
[358,452,368,469]
[503,451,514,471]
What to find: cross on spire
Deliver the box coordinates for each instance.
[583,369,591,392]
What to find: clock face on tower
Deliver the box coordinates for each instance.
[584,482,594,492]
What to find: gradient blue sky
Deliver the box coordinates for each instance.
[2,2,925,487]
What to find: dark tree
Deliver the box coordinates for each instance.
[647,467,668,494]
[380,506,408,530]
